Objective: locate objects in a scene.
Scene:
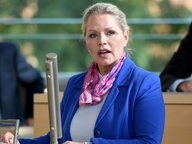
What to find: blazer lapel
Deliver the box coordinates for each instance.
[95,56,135,127]
[95,86,119,127]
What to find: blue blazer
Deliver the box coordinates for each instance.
[20,56,165,144]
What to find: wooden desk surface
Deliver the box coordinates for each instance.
[34,92,192,144]
[163,92,192,104]
[34,92,63,103]
[34,92,192,104]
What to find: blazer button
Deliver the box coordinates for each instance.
[94,130,101,137]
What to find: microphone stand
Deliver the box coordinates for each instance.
[45,53,62,144]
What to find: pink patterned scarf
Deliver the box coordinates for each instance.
[79,53,126,106]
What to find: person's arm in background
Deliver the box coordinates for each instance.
[160,22,192,92]
[14,43,45,125]
[24,73,45,125]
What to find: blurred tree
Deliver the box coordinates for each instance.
[0,0,191,72]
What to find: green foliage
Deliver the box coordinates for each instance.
[0,0,192,73]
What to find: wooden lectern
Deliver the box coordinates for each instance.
[34,92,192,144]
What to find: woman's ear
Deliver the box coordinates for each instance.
[124,31,129,47]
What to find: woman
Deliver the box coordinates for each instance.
[2,2,165,144]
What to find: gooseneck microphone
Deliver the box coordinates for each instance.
[45,53,62,144]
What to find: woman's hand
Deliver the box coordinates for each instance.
[0,131,20,144]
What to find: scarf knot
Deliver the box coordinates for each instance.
[79,53,126,106]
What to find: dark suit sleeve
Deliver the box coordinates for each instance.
[14,44,45,118]
[160,22,192,91]
[24,75,45,118]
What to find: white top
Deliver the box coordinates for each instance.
[70,94,107,142]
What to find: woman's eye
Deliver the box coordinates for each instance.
[107,30,115,36]
[88,33,97,38]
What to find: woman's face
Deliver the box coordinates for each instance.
[84,14,128,75]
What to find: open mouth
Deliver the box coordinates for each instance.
[98,49,111,55]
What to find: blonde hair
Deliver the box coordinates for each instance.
[82,2,130,37]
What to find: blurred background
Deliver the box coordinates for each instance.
[0,0,192,75]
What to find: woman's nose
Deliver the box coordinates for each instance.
[98,34,107,46]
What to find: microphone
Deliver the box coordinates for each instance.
[45,53,62,144]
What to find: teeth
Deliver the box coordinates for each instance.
[99,50,108,53]
[101,51,107,53]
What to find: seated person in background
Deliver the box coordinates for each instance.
[0,42,45,126]
[160,22,192,92]
[1,2,165,144]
